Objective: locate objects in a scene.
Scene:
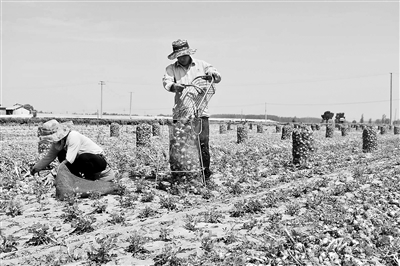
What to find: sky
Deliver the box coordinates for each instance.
[1,0,399,122]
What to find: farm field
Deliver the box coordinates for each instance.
[1,122,400,266]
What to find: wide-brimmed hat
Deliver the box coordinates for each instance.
[38,119,73,143]
[167,39,197,60]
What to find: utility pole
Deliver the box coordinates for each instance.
[265,102,267,122]
[129,92,133,119]
[390,73,392,125]
[99,81,105,118]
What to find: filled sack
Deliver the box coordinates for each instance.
[55,162,118,200]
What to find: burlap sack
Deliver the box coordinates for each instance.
[55,162,118,200]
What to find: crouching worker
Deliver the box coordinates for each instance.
[30,119,117,200]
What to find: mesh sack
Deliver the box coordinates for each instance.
[55,162,118,200]
[237,125,248,143]
[168,120,202,182]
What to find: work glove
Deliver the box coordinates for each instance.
[171,83,185,93]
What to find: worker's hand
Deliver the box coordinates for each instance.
[30,166,38,176]
[203,75,213,81]
[171,83,185,93]
[206,72,221,83]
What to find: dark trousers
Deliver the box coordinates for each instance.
[172,117,211,179]
[198,117,211,179]
[57,150,107,180]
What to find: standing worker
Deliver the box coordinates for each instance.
[162,39,222,183]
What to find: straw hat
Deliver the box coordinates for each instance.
[167,39,197,60]
[38,119,73,143]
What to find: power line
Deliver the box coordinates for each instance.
[211,99,399,108]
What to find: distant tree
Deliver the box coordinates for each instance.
[292,116,298,123]
[368,118,372,124]
[352,120,357,124]
[360,114,364,124]
[20,103,35,111]
[321,111,334,123]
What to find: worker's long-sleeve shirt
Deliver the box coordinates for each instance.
[33,131,103,171]
[162,57,221,120]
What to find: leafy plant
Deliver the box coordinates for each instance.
[87,235,117,265]
[153,244,184,266]
[200,210,224,223]
[125,230,149,256]
[230,198,264,217]
[183,214,198,231]
[71,215,95,235]
[140,191,155,202]
[26,223,55,246]
[159,226,172,241]
[0,232,18,253]
[5,199,22,217]
[118,192,139,208]
[137,206,158,219]
[159,195,178,211]
[200,231,214,253]
[108,212,125,225]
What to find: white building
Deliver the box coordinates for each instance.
[0,106,6,115]
[6,104,31,116]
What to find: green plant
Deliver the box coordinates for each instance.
[91,198,107,214]
[285,202,301,216]
[0,231,18,253]
[5,199,22,217]
[63,192,80,206]
[87,235,117,265]
[153,244,184,266]
[140,191,155,202]
[71,215,95,235]
[108,212,126,225]
[125,230,149,256]
[137,206,158,219]
[183,214,198,231]
[242,218,258,230]
[159,195,178,211]
[118,192,139,208]
[230,199,264,217]
[200,231,214,253]
[159,226,172,241]
[26,223,55,246]
[62,204,81,222]
[200,210,224,223]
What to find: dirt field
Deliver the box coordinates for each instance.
[1,123,399,265]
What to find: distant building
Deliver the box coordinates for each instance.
[0,106,6,115]
[6,104,30,116]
